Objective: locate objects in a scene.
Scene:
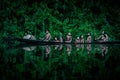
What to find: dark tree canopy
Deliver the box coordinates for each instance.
[0,0,120,40]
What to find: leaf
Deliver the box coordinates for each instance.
[68,24,75,27]
[63,18,69,24]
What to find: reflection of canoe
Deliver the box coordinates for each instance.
[3,36,120,45]
[23,47,36,51]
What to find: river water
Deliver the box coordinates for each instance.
[0,43,120,80]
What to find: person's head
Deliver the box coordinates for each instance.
[77,37,80,39]
[55,37,57,40]
[88,33,91,36]
[81,35,84,38]
[46,30,49,34]
[102,31,105,34]
[68,32,71,36]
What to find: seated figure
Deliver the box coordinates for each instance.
[86,33,92,43]
[66,32,72,43]
[43,30,51,41]
[96,31,108,42]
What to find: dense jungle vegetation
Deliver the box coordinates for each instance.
[0,0,120,40]
[0,0,120,80]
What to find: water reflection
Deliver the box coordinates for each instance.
[75,44,80,51]
[81,44,84,49]
[23,46,36,51]
[1,43,120,80]
[54,45,59,50]
[58,45,63,51]
[66,44,72,56]
[100,44,108,57]
[43,45,51,58]
[86,44,92,54]
[54,44,63,51]
[22,44,109,57]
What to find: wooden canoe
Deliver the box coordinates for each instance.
[3,36,120,45]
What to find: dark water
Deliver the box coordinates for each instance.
[0,43,120,80]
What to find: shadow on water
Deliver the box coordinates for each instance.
[0,43,120,80]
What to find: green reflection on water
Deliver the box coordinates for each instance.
[0,43,120,80]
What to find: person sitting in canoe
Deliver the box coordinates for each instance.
[96,31,108,42]
[75,37,80,44]
[43,30,51,41]
[80,35,84,43]
[66,32,72,43]
[53,37,59,50]
[23,33,36,40]
[86,33,92,43]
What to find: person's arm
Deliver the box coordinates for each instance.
[96,35,102,40]
[66,36,69,41]
[105,34,108,41]
[42,35,47,41]
[89,36,92,42]
[45,34,51,41]
[47,34,51,41]
[66,36,72,42]
[70,37,72,42]
[75,39,77,43]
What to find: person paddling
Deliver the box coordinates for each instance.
[66,32,72,43]
[43,30,51,41]
[96,31,108,42]
[86,33,92,43]
[75,37,80,44]
[80,35,84,43]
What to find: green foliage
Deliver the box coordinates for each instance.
[0,0,120,40]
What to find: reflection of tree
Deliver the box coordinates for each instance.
[66,44,72,56]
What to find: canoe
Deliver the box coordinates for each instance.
[3,36,120,45]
